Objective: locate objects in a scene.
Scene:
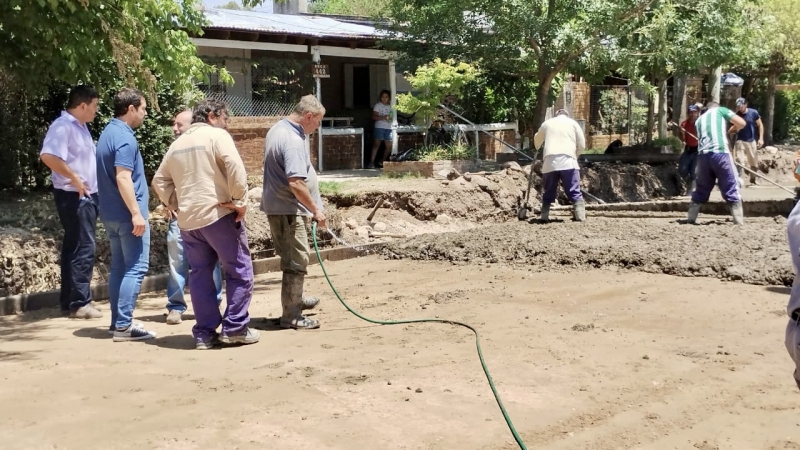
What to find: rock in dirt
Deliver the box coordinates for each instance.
[248,187,263,203]
[764,146,778,154]
[356,226,370,238]
[345,218,358,230]
[373,222,388,232]
[471,175,489,189]
[435,214,452,224]
[437,169,452,179]
[463,173,473,182]
[502,161,524,173]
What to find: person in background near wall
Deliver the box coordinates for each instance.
[162,109,223,325]
[152,99,258,349]
[533,109,587,222]
[367,89,393,169]
[686,101,746,225]
[679,105,701,196]
[728,97,764,186]
[261,95,324,330]
[96,88,156,342]
[39,85,102,319]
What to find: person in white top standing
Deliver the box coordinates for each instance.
[533,109,587,222]
[367,90,393,169]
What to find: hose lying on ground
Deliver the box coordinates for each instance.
[310,221,528,450]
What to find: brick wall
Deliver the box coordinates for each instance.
[227,116,281,176]
[587,133,630,150]
[310,134,363,170]
[478,129,517,159]
[397,132,425,154]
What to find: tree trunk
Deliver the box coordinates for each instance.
[709,66,722,103]
[658,78,668,140]
[765,70,777,145]
[742,76,756,100]
[672,74,688,136]
[533,70,557,132]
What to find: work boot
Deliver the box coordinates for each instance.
[70,304,103,319]
[687,201,701,224]
[572,200,586,222]
[540,203,551,221]
[730,200,744,225]
[280,272,320,330]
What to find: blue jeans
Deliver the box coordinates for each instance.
[104,220,150,330]
[53,190,98,311]
[679,148,698,182]
[166,219,222,313]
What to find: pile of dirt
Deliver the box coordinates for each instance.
[759,145,798,183]
[581,162,682,203]
[0,194,348,297]
[384,215,794,286]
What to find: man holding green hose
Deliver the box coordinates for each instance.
[261,95,325,330]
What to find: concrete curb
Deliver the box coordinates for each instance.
[0,243,385,316]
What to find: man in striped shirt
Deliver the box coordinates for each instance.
[687,101,747,225]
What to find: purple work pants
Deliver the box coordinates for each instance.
[542,169,583,204]
[691,153,740,204]
[180,214,254,341]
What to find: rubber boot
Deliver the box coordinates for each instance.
[280,272,320,330]
[572,200,586,222]
[686,180,696,197]
[730,200,744,225]
[687,201,701,224]
[540,203,551,221]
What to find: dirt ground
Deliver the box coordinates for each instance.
[0,256,798,450]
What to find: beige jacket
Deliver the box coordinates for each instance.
[533,115,586,159]
[151,123,248,231]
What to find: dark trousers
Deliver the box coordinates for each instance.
[53,189,98,311]
[542,169,583,204]
[691,153,740,204]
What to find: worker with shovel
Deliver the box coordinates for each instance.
[728,97,764,186]
[686,102,747,224]
[533,109,587,222]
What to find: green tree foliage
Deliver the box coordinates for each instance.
[308,0,389,17]
[395,59,479,123]
[383,0,657,129]
[0,0,224,104]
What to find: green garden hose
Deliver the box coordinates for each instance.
[311,222,527,450]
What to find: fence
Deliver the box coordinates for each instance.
[199,57,314,117]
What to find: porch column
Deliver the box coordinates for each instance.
[389,59,399,155]
[312,45,324,171]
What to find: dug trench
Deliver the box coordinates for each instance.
[0,146,797,298]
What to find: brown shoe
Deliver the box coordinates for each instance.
[166,310,182,325]
[69,304,103,319]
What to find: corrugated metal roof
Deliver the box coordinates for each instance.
[203,8,387,40]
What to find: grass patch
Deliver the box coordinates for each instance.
[415,143,475,161]
[380,171,424,180]
[319,181,346,196]
[582,147,606,155]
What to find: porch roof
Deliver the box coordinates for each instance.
[202,8,388,42]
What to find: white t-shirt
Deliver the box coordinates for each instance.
[373,102,392,130]
[542,154,579,173]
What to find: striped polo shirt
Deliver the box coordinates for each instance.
[695,106,735,154]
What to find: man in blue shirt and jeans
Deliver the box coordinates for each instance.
[96,88,156,342]
[728,97,764,186]
[39,85,103,319]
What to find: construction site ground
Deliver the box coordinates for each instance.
[1,146,799,449]
[0,256,797,450]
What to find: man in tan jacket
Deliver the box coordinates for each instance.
[152,99,258,350]
[533,109,587,221]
